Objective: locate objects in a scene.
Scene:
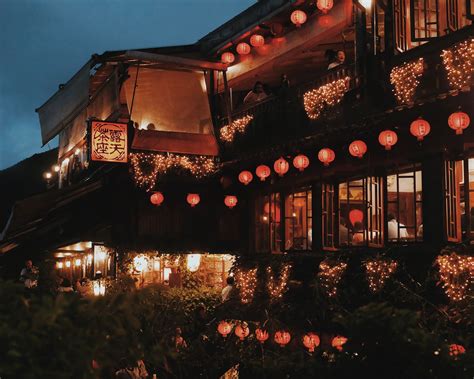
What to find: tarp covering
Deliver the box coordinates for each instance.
[124,67,214,135]
[37,60,92,145]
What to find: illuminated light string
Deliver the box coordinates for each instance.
[129,152,218,191]
[303,77,350,120]
[235,268,258,304]
[389,58,424,105]
[436,253,474,302]
[220,115,254,142]
[266,264,291,301]
[441,38,474,91]
[318,260,347,298]
[364,258,398,293]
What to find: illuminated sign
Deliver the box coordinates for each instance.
[90,121,128,162]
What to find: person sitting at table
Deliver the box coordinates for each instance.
[387,213,409,240]
[243,81,268,105]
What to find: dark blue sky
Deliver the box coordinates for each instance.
[0,0,255,170]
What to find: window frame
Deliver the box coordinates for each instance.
[283,188,313,252]
[322,183,337,249]
[444,160,462,242]
[254,192,282,254]
[410,0,440,42]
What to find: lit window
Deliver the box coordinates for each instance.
[322,184,336,248]
[387,166,423,242]
[255,193,281,253]
[444,160,462,241]
[284,189,312,251]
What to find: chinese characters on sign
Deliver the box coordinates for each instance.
[91,121,128,163]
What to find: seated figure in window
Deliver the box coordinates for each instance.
[387,213,409,240]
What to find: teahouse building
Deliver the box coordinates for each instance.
[0,0,472,289]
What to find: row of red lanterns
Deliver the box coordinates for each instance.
[150,192,238,209]
[238,112,470,184]
[217,321,347,352]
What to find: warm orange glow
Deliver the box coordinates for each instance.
[150,192,164,206]
[303,333,320,353]
[378,130,398,150]
[318,148,335,166]
[238,170,253,185]
[217,321,233,337]
[332,336,348,351]
[221,52,235,64]
[250,34,265,47]
[317,0,334,13]
[448,111,470,135]
[224,195,238,209]
[236,42,251,55]
[273,157,289,177]
[348,140,367,158]
[74,258,82,267]
[90,121,128,163]
[274,331,291,347]
[234,323,250,341]
[293,154,310,171]
[349,209,364,226]
[56,262,63,269]
[186,193,201,207]
[410,118,431,141]
[449,344,466,357]
[256,165,271,181]
[255,328,269,343]
[290,10,307,27]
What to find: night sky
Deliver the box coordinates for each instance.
[0,0,255,170]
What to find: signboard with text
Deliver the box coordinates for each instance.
[90,121,128,163]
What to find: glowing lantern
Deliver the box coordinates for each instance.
[187,193,200,207]
[449,344,466,357]
[332,336,348,351]
[293,154,310,171]
[349,209,364,226]
[318,15,334,27]
[150,192,164,206]
[56,262,63,269]
[221,52,235,64]
[239,170,253,185]
[256,165,271,181]
[410,118,431,141]
[217,321,233,337]
[74,258,81,267]
[250,34,265,47]
[290,10,307,27]
[448,111,470,135]
[274,331,291,347]
[186,254,201,272]
[349,140,367,158]
[303,333,320,353]
[65,260,71,268]
[133,255,149,272]
[224,195,238,209]
[378,130,398,150]
[318,148,335,166]
[274,157,289,176]
[236,42,251,55]
[234,323,250,341]
[255,328,269,343]
[317,0,334,13]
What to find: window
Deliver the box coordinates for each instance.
[394,0,409,52]
[284,189,312,251]
[339,177,384,247]
[255,193,281,253]
[444,160,462,241]
[387,166,423,242]
[322,184,336,248]
[411,0,439,42]
[454,158,474,240]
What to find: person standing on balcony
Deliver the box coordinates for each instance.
[243,81,268,105]
[327,50,346,70]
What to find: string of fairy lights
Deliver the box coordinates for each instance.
[436,253,474,302]
[317,260,347,298]
[389,57,424,105]
[129,152,218,191]
[364,258,398,293]
[235,268,258,304]
[266,264,291,301]
[441,38,474,91]
[220,115,254,143]
[303,77,350,120]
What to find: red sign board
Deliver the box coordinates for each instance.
[90,121,128,163]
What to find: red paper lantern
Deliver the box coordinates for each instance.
[349,209,364,226]
[221,52,235,64]
[274,157,289,176]
[318,148,335,166]
[274,331,291,347]
[236,42,251,55]
[318,15,334,27]
[317,0,334,13]
[331,336,348,351]
[448,111,470,135]
[348,140,367,158]
[378,130,398,150]
[449,344,466,357]
[255,328,269,343]
[290,10,307,27]
[238,170,253,185]
[303,333,320,353]
[217,321,233,337]
[256,165,271,181]
[224,195,238,209]
[150,192,164,206]
[410,118,431,141]
[250,34,265,47]
[293,154,310,171]
[234,323,250,341]
[186,193,200,207]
